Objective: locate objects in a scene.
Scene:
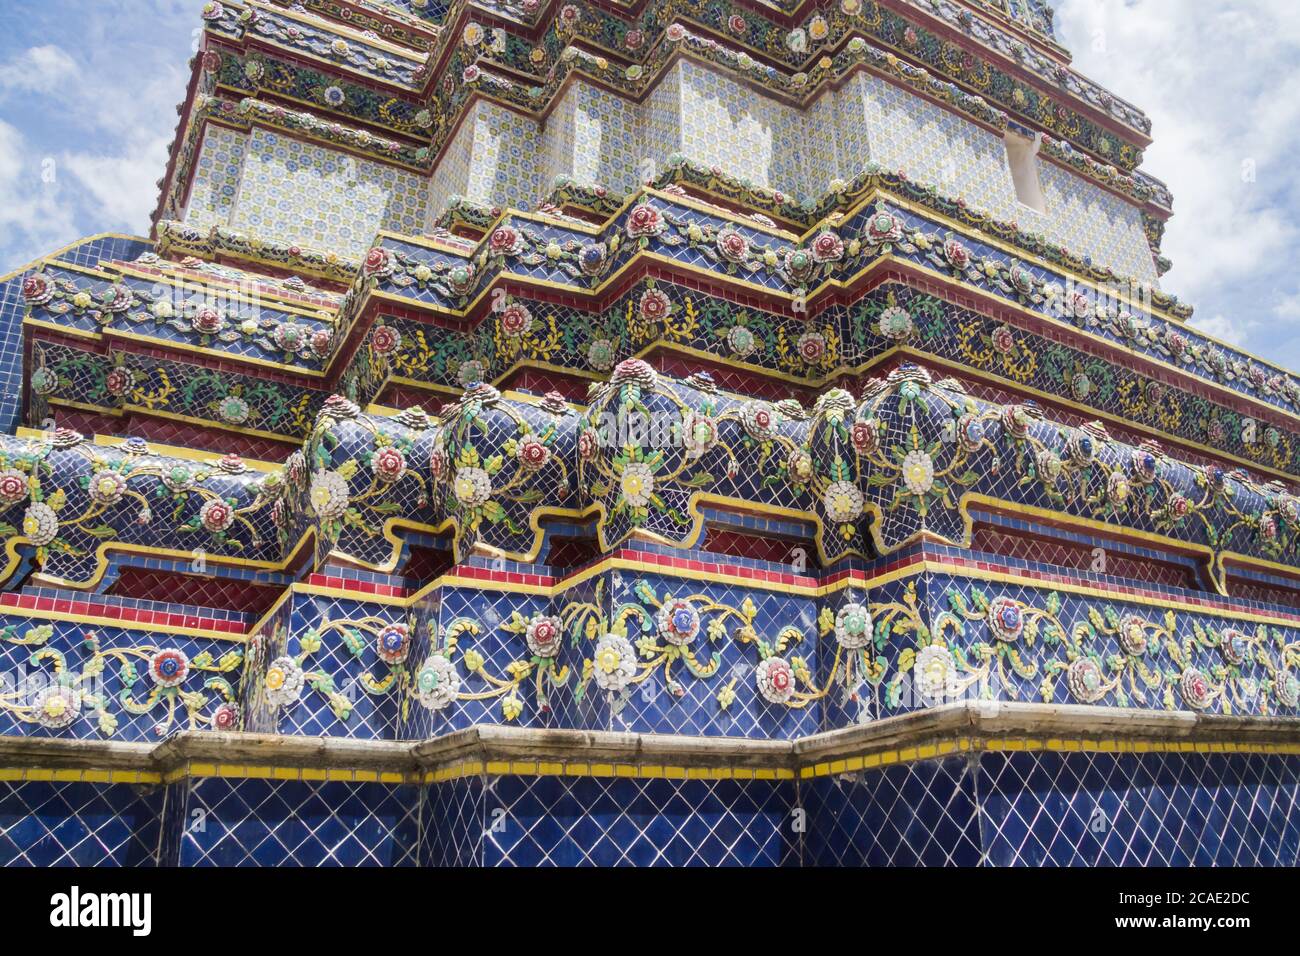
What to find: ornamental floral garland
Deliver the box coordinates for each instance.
[0,623,241,737]
[304,396,438,565]
[31,341,321,444]
[436,384,575,560]
[256,614,417,722]
[563,578,829,712]
[850,365,1300,592]
[22,268,334,369]
[0,430,278,585]
[867,585,1300,717]
[577,358,875,558]
[349,191,1300,421]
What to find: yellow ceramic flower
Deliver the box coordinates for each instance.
[463,649,484,672]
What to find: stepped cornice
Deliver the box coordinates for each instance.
[7,364,1300,597]
[42,178,1300,469]
[310,0,1140,142]
[173,0,1155,224]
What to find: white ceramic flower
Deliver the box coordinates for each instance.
[457,360,486,387]
[900,450,935,495]
[587,338,616,371]
[414,655,461,711]
[199,498,236,533]
[0,469,28,505]
[727,325,757,356]
[22,502,58,546]
[263,656,305,708]
[452,467,492,507]
[592,634,637,692]
[681,411,718,460]
[33,684,80,729]
[88,470,128,507]
[823,480,864,523]
[741,401,781,441]
[619,463,655,508]
[309,469,350,520]
[835,603,873,649]
[878,305,913,339]
[525,615,563,658]
[656,599,701,646]
[148,649,190,688]
[914,645,956,701]
[786,449,814,486]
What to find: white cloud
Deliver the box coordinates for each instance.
[1191,313,1256,349]
[0,45,79,95]
[1274,292,1300,321]
[0,119,82,270]
[1056,0,1300,368]
[62,134,171,234]
[0,4,198,264]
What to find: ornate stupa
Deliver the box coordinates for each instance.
[1,0,1298,867]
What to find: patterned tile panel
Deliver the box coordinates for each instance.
[977,750,1300,866]
[0,779,166,866]
[474,774,799,866]
[175,776,420,866]
[1,235,151,436]
[419,773,486,867]
[233,129,429,256]
[801,757,983,866]
[184,125,248,232]
[0,611,243,743]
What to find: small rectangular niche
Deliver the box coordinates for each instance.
[1005,129,1046,213]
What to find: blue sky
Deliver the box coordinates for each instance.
[0,1,1297,370]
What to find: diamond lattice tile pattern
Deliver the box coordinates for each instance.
[0,780,166,867]
[175,777,421,867]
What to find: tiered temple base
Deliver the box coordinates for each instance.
[3,0,1299,868]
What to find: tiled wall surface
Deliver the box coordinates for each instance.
[542,82,644,197]
[6,749,1298,866]
[429,100,545,211]
[804,750,1300,867]
[434,64,1156,282]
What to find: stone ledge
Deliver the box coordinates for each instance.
[4,704,1300,782]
